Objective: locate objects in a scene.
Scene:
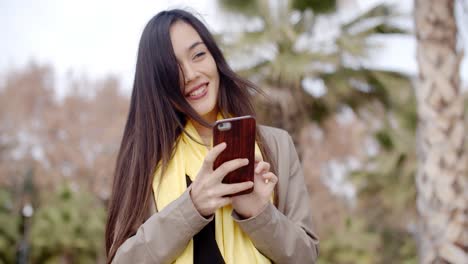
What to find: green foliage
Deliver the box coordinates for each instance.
[218,0,259,16]
[346,77,418,263]
[322,216,418,264]
[318,69,406,113]
[380,229,418,264]
[319,217,380,263]
[217,0,418,261]
[0,188,20,264]
[217,0,410,131]
[220,0,338,16]
[375,130,393,151]
[465,92,468,117]
[292,0,336,13]
[29,185,106,263]
[342,4,394,31]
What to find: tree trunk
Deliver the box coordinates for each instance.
[254,83,308,147]
[414,0,468,263]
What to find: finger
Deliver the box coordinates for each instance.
[213,158,249,181]
[201,142,227,171]
[219,181,254,196]
[255,161,270,174]
[262,172,278,184]
[217,197,232,208]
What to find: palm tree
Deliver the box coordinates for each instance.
[216,0,411,145]
[414,0,468,263]
[216,0,421,261]
[350,99,420,262]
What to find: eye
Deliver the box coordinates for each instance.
[193,52,206,60]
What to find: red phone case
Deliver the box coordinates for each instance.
[213,116,256,196]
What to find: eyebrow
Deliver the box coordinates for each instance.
[188,41,204,51]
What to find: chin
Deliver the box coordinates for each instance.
[192,100,217,118]
[196,108,215,118]
[195,105,217,119]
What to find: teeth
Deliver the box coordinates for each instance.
[189,85,206,97]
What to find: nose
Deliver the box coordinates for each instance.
[182,63,199,84]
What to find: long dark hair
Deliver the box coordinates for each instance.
[105,9,277,262]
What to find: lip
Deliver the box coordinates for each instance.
[185,82,209,96]
[186,85,208,100]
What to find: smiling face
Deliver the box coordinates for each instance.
[170,21,220,123]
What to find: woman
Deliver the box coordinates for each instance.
[105,9,319,264]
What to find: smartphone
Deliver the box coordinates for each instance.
[213,115,256,196]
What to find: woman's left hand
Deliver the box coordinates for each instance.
[231,160,278,219]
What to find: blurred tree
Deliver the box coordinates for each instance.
[217,0,410,144]
[319,216,380,264]
[0,188,19,264]
[0,63,128,262]
[350,83,419,263]
[414,0,468,263]
[17,167,38,264]
[0,63,128,201]
[217,0,419,262]
[0,62,55,188]
[41,75,128,200]
[29,185,106,264]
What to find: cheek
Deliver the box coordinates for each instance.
[211,72,220,96]
[210,66,220,89]
[206,56,218,77]
[204,55,220,92]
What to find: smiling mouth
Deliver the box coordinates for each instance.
[186,83,208,99]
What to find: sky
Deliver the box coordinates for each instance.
[0,0,221,97]
[0,0,467,98]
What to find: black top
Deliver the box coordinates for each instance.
[186,175,225,264]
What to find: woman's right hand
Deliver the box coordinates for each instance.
[190,142,254,217]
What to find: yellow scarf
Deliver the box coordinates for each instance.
[152,115,271,264]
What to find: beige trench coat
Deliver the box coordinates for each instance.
[112,126,319,264]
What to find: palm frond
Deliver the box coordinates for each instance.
[343,3,396,31]
[218,0,260,16]
[291,0,337,13]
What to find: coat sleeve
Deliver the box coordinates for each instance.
[112,188,212,264]
[232,132,319,264]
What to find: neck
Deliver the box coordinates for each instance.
[192,122,212,139]
[191,110,218,146]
